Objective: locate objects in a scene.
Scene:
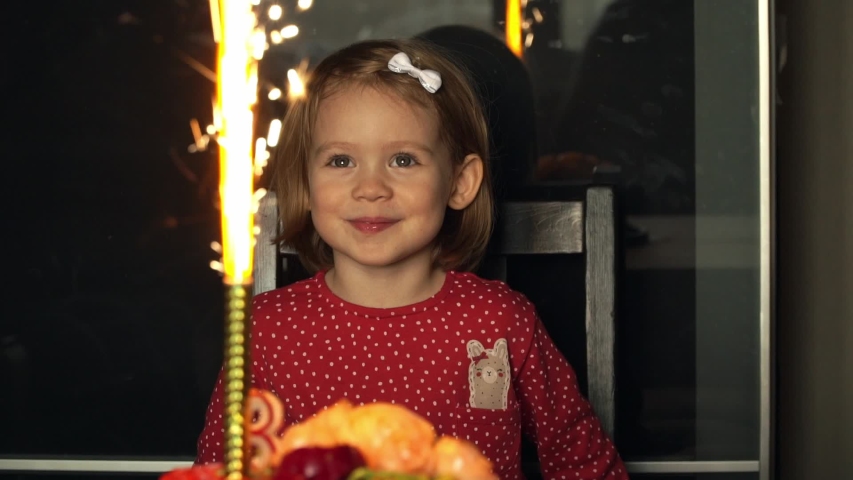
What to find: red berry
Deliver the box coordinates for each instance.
[273,446,365,480]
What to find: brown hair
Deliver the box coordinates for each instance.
[271,38,493,273]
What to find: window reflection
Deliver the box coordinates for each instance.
[630,475,757,480]
[0,476,160,480]
[3,0,763,471]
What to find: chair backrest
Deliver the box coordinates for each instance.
[254,187,617,437]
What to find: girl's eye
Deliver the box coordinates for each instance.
[329,156,352,168]
[391,154,416,167]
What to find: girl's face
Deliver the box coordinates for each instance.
[307,85,458,272]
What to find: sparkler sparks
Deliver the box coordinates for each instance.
[280,24,299,38]
[208,0,222,43]
[198,0,310,281]
[254,137,270,176]
[251,27,267,60]
[532,7,544,23]
[287,67,306,99]
[266,119,283,147]
[268,4,283,21]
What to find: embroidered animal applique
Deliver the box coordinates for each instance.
[466,339,511,409]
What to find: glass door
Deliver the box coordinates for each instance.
[1,0,773,478]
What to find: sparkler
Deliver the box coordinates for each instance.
[211,1,258,478]
[505,0,523,58]
[505,0,542,57]
[206,1,310,478]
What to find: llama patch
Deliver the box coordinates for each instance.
[466,339,511,409]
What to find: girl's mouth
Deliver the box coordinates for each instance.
[348,218,398,233]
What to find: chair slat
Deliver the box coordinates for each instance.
[498,201,584,254]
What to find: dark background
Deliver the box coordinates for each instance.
[4,0,224,455]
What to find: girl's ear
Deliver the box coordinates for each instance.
[448,154,484,210]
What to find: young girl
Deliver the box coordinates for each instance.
[196,39,628,480]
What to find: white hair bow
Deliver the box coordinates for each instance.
[387,52,442,93]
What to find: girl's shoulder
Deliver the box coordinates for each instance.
[252,272,324,314]
[447,271,538,318]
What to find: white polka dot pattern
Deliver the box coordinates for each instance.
[195,271,628,479]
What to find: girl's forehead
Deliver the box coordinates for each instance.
[312,85,441,142]
[319,82,433,115]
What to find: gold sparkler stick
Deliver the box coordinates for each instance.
[209,0,309,475]
[223,283,252,480]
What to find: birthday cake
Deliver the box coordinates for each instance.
[163,389,497,480]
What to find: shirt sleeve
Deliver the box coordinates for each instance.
[510,295,629,480]
[195,314,270,465]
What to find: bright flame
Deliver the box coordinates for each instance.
[280,25,299,38]
[268,88,282,100]
[287,68,306,99]
[214,0,258,285]
[270,30,284,44]
[505,0,523,58]
[297,0,313,10]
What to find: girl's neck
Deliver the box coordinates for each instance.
[324,260,447,309]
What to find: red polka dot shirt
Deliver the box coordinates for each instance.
[196,271,628,480]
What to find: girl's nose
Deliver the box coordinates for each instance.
[352,166,392,201]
